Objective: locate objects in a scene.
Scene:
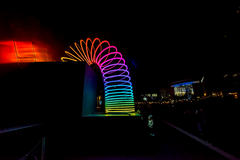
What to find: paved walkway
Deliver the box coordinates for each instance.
[45,117,236,160]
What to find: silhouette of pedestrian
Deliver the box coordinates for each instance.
[148,115,155,136]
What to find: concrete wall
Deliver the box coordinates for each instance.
[82,63,98,116]
[0,62,97,128]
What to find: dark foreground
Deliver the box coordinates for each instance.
[45,116,229,160]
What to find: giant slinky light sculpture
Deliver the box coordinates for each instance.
[61,38,135,113]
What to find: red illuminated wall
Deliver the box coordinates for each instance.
[0,11,66,64]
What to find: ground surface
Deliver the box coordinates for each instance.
[45,117,230,160]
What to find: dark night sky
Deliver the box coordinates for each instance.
[11,1,240,90]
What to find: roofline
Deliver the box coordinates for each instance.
[169,78,200,85]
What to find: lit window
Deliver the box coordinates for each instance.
[145,94,151,97]
[152,93,158,97]
[193,81,200,83]
[237,10,239,13]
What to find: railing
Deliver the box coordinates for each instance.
[0,123,45,160]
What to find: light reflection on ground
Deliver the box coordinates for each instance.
[82,112,141,117]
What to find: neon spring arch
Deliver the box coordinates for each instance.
[61,38,135,113]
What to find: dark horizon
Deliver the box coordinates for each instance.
[1,1,240,89]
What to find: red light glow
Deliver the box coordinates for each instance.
[0,40,60,63]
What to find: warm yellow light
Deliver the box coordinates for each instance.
[152,93,157,97]
[197,96,200,98]
[62,51,83,62]
[204,93,206,96]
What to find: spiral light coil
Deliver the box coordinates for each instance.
[61,38,135,113]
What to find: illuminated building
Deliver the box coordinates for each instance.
[139,93,160,102]
[201,72,240,98]
[170,79,203,100]
[137,70,240,104]
[135,87,172,104]
[159,87,172,100]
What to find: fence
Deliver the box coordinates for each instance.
[0,123,45,160]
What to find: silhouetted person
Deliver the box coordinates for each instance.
[148,115,155,136]
[195,108,205,137]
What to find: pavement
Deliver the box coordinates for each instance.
[44,116,233,160]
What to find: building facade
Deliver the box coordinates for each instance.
[170,78,203,101]
[202,72,240,99]
[135,70,240,106]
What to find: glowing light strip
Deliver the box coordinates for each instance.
[61,38,135,113]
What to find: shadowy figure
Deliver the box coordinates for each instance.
[195,107,208,141]
[148,114,155,137]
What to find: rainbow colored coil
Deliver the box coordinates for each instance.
[61,38,135,113]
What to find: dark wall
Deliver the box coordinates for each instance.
[0,62,97,129]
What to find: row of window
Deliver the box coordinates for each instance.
[140,92,170,98]
[173,83,194,97]
[224,73,240,78]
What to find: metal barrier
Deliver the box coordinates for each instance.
[0,123,45,160]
